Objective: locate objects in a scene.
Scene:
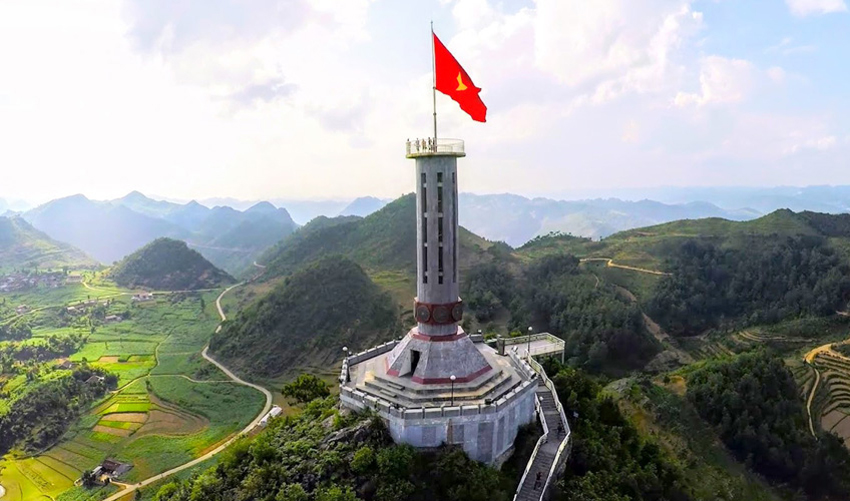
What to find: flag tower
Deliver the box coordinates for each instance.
[339,27,537,466]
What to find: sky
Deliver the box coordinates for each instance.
[0,0,848,205]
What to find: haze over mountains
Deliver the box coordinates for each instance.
[0,216,96,270]
[10,185,850,275]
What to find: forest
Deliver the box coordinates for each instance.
[210,256,399,378]
[0,365,116,453]
[465,254,658,370]
[688,352,850,498]
[648,236,850,336]
[543,360,692,501]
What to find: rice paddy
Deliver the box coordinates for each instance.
[0,288,263,501]
[807,350,850,446]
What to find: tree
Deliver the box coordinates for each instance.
[81,470,97,488]
[281,374,330,404]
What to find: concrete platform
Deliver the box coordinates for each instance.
[352,343,524,407]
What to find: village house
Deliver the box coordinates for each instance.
[15,305,30,315]
[91,459,132,484]
[259,405,283,427]
[132,292,154,302]
[104,315,122,324]
[56,360,75,370]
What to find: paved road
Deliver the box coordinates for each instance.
[100,282,272,501]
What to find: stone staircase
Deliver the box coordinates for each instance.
[513,366,571,501]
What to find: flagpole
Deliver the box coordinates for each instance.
[431,21,437,143]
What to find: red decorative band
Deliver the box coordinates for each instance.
[411,331,466,342]
[411,365,492,385]
[414,298,463,325]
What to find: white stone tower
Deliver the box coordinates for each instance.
[340,138,538,465]
[383,141,493,384]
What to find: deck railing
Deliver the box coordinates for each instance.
[405,138,465,157]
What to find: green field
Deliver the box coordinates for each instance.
[0,279,263,501]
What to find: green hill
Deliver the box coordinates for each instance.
[259,194,507,279]
[0,216,96,271]
[209,255,399,378]
[518,209,849,271]
[110,238,233,290]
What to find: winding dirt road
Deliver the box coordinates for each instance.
[579,257,670,276]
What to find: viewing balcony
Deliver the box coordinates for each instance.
[406,138,465,158]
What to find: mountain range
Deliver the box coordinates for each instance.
[21,192,298,273]
[14,185,850,275]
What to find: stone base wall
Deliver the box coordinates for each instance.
[341,380,536,464]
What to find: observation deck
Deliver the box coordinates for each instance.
[406,138,465,158]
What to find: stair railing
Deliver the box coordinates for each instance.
[527,356,572,500]
[512,389,548,501]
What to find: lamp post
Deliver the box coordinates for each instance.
[526,326,533,360]
[450,375,456,406]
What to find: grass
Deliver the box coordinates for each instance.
[150,353,226,380]
[116,376,264,482]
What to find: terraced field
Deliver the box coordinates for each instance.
[678,329,812,362]
[0,290,265,501]
[809,350,850,445]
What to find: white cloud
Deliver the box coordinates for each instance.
[0,0,847,204]
[785,135,839,154]
[674,56,755,107]
[533,1,702,94]
[786,0,848,17]
[766,37,817,55]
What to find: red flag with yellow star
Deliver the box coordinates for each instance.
[433,33,487,122]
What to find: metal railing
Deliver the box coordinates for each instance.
[504,332,566,359]
[515,393,549,500]
[529,356,572,499]
[405,138,465,156]
[512,355,571,501]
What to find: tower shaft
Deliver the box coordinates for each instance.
[415,155,461,336]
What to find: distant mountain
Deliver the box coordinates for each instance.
[209,255,397,377]
[25,192,297,274]
[458,193,758,246]
[557,185,850,215]
[162,200,210,232]
[113,190,183,218]
[269,199,351,225]
[0,198,32,213]
[339,196,388,217]
[24,195,188,264]
[0,216,96,271]
[190,202,298,273]
[110,238,233,291]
